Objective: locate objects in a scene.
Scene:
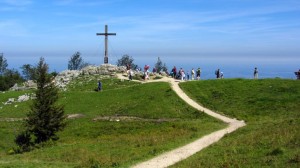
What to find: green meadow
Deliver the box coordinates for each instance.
[172,79,300,167]
[0,76,225,167]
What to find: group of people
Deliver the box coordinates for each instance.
[97,67,299,91]
[215,69,224,79]
[170,66,261,80]
[125,63,261,81]
[171,66,202,81]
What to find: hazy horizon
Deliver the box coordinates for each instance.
[1,0,300,78]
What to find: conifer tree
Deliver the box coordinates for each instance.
[27,57,66,143]
[15,57,66,151]
[155,57,163,72]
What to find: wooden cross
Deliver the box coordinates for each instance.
[96,25,116,64]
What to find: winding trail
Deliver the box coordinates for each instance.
[117,74,246,168]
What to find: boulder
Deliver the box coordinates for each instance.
[17,95,30,102]
[24,80,37,88]
[10,80,37,91]
[10,84,27,91]
[4,98,15,105]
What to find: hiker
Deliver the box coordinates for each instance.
[215,69,220,79]
[172,66,177,79]
[144,70,149,80]
[254,67,258,79]
[180,69,185,81]
[186,71,190,80]
[295,69,300,80]
[97,80,102,91]
[128,69,133,80]
[152,67,157,74]
[220,72,224,79]
[144,65,150,80]
[179,68,182,80]
[196,68,201,80]
[169,71,173,77]
[191,68,195,80]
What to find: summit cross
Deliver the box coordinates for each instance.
[96,25,116,64]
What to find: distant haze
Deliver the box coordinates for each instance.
[1,0,300,78]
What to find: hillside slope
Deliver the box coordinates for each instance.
[172,79,300,167]
[0,76,225,168]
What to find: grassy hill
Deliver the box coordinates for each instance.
[171,79,300,167]
[0,75,225,167]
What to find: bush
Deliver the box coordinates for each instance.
[14,131,33,153]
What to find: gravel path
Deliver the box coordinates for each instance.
[116,74,246,168]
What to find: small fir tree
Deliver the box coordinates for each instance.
[15,57,66,151]
[28,57,66,143]
[155,57,163,73]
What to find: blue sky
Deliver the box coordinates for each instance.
[1,0,300,72]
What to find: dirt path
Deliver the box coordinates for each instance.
[116,74,246,168]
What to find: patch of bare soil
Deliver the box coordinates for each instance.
[66,114,85,119]
[93,116,178,123]
[0,118,24,122]
[0,114,85,122]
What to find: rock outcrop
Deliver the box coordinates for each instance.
[54,64,127,90]
[81,64,126,75]
[2,93,36,106]
[54,70,81,90]
[10,64,127,91]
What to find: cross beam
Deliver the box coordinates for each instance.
[96,25,116,64]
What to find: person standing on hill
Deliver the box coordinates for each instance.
[215,69,220,79]
[254,67,258,79]
[172,66,177,79]
[179,68,183,80]
[295,69,300,80]
[152,67,157,74]
[181,69,185,81]
[196,68,201,80]
[128,69,133,80]
[97,80,102,91]
[191,68,195,80]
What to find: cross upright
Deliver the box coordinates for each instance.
[96,25,116,64]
